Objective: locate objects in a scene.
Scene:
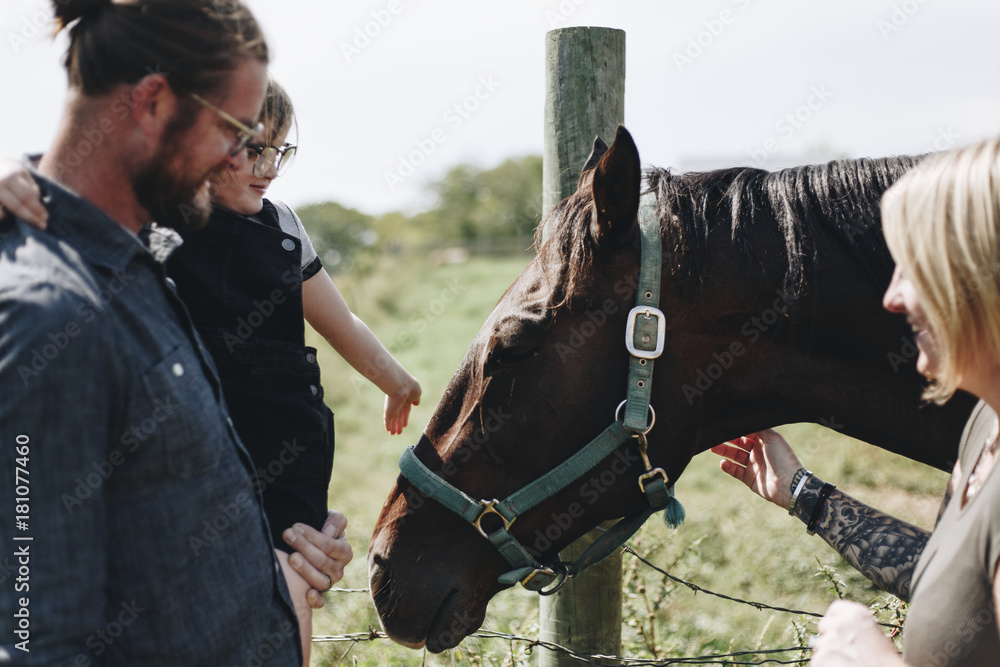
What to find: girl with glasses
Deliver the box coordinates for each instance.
[171,76,422,664]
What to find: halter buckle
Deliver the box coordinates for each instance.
[638,468,669,494]
[625,306,666,359]
[473,500,515,539]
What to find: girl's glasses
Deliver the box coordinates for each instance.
[247,142,297,177]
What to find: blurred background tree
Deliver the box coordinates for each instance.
[297,154,543,273]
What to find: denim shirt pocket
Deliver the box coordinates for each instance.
[138,345,226,478]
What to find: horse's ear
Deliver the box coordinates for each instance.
[579,135,609,182]
[590,125,641,245]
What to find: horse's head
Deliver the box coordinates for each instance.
[368,127,976,651]
[369,127,681,651]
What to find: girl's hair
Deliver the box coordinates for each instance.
[260,75,297,146]
[881,137,1000,404]
[53,0,268,98]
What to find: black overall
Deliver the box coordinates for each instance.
[166,201,335,553]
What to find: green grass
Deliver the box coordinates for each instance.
[305,254,948,666]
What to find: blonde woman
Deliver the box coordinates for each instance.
[711,137,1000,666]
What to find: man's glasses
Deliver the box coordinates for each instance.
[247,142,297,178]
[189,93,264,156]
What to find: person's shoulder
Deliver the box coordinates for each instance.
[0,221,111,324]
[267,198,302,224]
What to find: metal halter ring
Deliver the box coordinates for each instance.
[533,562,571,596]
[615,400,656,435]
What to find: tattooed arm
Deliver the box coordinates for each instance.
[789,473,929,601]
[712,429,939,602]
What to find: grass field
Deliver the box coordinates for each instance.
[304,254,949,666]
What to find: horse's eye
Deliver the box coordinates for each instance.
[484,344,541,376]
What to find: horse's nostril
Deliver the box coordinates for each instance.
[369,554,391,594]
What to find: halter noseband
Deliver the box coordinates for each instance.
[398,189,683,594]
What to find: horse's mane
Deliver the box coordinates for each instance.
[537,155,923,303]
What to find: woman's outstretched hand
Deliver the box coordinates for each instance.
[710,428,804,510]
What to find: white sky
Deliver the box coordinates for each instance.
[4,0,1000,215]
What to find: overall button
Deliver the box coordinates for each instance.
[281,239,296,251]
[172,363,185,377]
[310,385,318,395]
[306,352,317,364]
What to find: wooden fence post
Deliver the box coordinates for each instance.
[539,26,626,667]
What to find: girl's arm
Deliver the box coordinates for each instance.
[302,268,421,435]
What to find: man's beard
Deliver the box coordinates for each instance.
[134,125,220,235]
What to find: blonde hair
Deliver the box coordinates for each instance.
[259,75,297,147]
[881,137,1000,404]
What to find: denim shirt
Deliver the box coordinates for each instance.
[0,175,301,666]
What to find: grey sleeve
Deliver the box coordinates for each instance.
[271,200,320,272]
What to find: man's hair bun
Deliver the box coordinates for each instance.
[53,0,113,33]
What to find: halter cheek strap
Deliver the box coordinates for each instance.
[399,188,683,594]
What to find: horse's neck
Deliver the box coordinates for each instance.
[689,216,974,471]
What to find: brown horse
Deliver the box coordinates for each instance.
[368,126,976,652]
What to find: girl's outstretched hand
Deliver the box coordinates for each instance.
[384,380,421,435]
[710,428,803,510]
[0,158,47,229]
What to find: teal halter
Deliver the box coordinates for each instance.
[398,190,684,594]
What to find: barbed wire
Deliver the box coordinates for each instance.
[315,541,905,664]
[622,545,902,631]
[313,627,810,666]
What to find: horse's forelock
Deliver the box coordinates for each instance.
[534,186,599,310]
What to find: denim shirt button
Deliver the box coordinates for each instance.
[310,385,318,395]
[281,239,296,251]
[172,363,184,377]
[306,352,316,364]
